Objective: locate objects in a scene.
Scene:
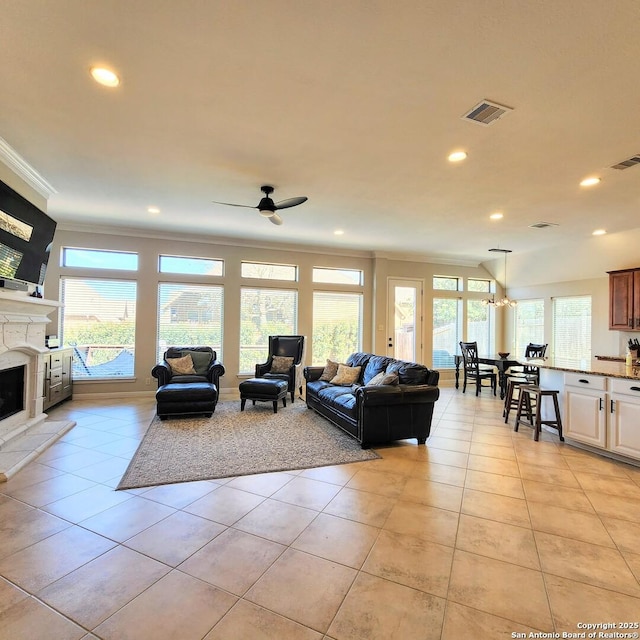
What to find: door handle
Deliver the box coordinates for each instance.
[578,379,590,384]
[599,397,603,411]
[610,399,615,413]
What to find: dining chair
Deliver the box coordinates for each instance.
[459,341,497,396]
[508,343,547,384]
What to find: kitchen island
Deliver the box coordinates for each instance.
[526,357,640,464]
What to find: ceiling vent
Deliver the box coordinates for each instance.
[529,222,559,229]
[610,154,640,170]
[461,100,513,126]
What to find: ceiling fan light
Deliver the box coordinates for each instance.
[259,209,275,218]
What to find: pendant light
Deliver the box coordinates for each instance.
[481,248,517,307]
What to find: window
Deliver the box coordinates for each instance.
[239,288,297,372]
[62,248,138,271]
[241,262,297,281]
[159,255,223,276]
[157,284,223,360]
[467,299,492,354]
[433,276,461,291]
[553,295,592,361]
[60,277,137,379]
[312,292,363,364]
[313,267,363,286]
[433,298,462,368]
[468,278,491,292]
[514,299,544,357]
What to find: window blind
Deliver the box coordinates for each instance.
[514,299,544,357]
[312,292,363,364]
[553,295,591,361]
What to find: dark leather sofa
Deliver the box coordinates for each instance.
[304,352,440,448]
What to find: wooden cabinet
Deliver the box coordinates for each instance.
[608,268,640,330]
[609,378,640,459]
[564,373,607,448]
[43,348,73,410]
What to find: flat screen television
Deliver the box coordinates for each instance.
[0,179,57,287]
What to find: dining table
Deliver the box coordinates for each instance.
[454,354,522,399]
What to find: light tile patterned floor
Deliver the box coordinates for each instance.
[1,388,640,639]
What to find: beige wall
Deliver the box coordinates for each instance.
[44,228,500,397]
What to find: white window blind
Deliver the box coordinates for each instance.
[514,299,544,357]
[157,283,224,361]
[553,295,591,361]
[433,297,462,368]
[312,292,363,364]
[239,288,297,372]
[61,277,137,379]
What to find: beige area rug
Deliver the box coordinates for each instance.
[117,400,380,490]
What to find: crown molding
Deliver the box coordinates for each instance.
[372,250,481,268]
[0,137,57,199]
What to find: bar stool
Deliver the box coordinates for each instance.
[514,385,564,442]
[503,377,529,423]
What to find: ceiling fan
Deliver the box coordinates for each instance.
[212,185,308,225]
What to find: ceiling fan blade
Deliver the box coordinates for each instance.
[269,213,283,225]
[211,200,256,209]
[274,196,307,210]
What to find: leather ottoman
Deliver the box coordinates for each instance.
[239,378,288,413]
[156,382,217,419]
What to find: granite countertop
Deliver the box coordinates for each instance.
[528,357,640,380]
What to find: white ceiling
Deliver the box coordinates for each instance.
[2,0,640,266]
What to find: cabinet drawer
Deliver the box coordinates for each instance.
[49,352,63,367]
[610,378,640,396]
[564,372,607,390]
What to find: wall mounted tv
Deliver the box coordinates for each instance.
[0,179,57,287]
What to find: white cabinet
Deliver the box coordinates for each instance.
[43,348,73,410]
[564,374,607,448]
[609,378,640,458]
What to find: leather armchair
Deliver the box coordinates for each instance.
[152,346,225,389]
[255,335,306,402]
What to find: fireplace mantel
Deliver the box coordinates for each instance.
[0,291,74,481]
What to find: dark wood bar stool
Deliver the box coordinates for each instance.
[503,377,529,423]
[514,385,564,442]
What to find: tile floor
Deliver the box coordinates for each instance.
[1,388,640,639]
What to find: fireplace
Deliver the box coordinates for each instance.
[0,365,25,421]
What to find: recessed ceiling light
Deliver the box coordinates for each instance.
[334,229,344,236]
[580,176,601,187]
[147,206,160,214]
[90,66,120,87]
[592,229,607,236]
[448,151,467,163]
[489,212,503,220]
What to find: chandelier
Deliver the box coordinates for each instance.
[481,248,517,307]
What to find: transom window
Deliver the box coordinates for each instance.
[312,267,363,286]
[159,255,223,276]
[62,248,138,271]
[433,276,461,291]
[241,262,297,281]
[468,278,491,293]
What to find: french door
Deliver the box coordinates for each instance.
[387,279,423,362]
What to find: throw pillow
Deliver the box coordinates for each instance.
[330,364,362,386]
[182,350,212,375]
[271,355,294,374]
[167,354,196,375]
[365,371,400,386]
[319,359,340,381]
[365,371,386,386]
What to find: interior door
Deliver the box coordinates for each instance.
[387,279,423,362]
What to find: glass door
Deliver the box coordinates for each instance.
[387,279,423,362]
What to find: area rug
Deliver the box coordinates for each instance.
[116,401,380,490]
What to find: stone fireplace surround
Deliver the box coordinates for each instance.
[0,291,75,480]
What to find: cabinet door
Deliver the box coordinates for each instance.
[634,272,640,330]
[610,392,640,460]
[564,387,607,447]
[609,270,634,330]
[61,350,73,395]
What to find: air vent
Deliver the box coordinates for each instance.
[461,100,513,126]
[610,155,640,170]
[529,222,559,229]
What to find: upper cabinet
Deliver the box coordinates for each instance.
[608,268,640,331]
